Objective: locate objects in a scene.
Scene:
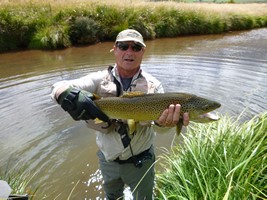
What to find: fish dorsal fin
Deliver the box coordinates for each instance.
[121,91,146,98]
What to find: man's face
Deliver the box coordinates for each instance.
[114,41,145,77]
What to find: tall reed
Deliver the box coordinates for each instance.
[155,112,267,199]
[0,163,39,200]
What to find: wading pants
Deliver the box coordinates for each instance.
[97,148,155,200]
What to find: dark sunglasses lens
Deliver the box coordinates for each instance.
[117,43,142,52]
[132,44,142,52]
[117,43,129,51]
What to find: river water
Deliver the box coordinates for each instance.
[0,28,266,199]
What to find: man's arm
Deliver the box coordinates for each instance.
[50,71,110,121]
[54,85,69,100]
[55,86,110,122]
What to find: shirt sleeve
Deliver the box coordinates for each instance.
[155,82,164,93]
[50,70,104,102]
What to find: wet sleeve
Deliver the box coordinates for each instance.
[50,71,104,102]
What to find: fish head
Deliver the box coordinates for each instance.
[185,96,221,123]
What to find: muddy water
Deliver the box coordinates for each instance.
[0,28,266,199]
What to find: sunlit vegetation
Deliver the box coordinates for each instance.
[0,0,266,52]
[0,163,39,199]
[155,111,267,199]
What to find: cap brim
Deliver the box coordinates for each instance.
[116,37,146,47]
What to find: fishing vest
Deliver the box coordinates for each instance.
[85,65,163,135]
[96,65,159,98]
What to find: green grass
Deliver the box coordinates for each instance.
[0,1,267,52]
[0,163,39,199]
[155,111,267,199]
[179,0,267,3]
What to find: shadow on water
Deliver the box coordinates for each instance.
[0,28,266,199]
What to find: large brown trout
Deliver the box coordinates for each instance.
[94,92,221,134]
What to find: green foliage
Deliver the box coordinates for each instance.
[0,9,33,51]
[128,7,156,40]
[154,8,181,37]
[0,2,267,52]
[211,17,227,33]
[155,112,267,199]
[152,8,228,37]
[229,14,256,30]
[69,16,99,45]
[29,24,70,49]
[92,5,132,40]
[0,163,39,199]
[0,5,53,52]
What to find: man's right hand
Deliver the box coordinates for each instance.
[57,87,110,122]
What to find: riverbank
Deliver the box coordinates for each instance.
[0,0,266,52]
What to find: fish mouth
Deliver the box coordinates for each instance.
[193,112,220,123]
[201,112,220,120]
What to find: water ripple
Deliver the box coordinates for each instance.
[0,28,266,199]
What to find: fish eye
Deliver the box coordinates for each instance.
[202,104,209,110]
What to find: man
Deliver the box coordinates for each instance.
[50,29,189,199]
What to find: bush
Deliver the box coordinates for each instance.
[29,24,70,49]
[229,15,255,30]
[69,16,99,45]
[0,9,32,51]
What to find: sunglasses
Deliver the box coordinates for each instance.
[116,42,143,52]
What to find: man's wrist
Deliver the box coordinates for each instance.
[55,86,71,103]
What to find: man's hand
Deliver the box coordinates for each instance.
[57,87,109,122]
[155,104,189,127]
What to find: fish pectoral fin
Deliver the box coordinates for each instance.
[93,93,101,100]
[127,119,137,135]
[94,118,103,124]
[176,120,183,136]
[93,118,112,129]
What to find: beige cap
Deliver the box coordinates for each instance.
[115,29,146,47]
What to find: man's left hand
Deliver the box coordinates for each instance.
[155,104,189,127]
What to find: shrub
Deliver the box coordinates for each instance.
[229,15,255,31]
[0,9,32,51]
[29,24,70,49]
[69,16,99,45]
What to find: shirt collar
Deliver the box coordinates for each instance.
[113,64,143,81]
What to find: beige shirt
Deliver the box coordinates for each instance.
[51,65,168,161]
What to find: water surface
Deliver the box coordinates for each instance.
[0,28,266,199]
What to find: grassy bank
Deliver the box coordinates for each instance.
[155,111,267,199]
[0,0,266,52]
